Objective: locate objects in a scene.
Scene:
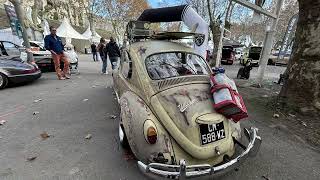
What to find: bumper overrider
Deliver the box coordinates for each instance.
[138,127,261,179]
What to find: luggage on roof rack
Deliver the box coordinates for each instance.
[125,21,205,44]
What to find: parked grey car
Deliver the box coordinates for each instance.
[0,55,41,89]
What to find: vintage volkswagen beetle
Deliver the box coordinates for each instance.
[113,6,261,179]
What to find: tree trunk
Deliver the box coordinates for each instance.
[279,0,320,111]
[206,0,220,67]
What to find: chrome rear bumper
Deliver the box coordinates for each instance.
[138,127,261,179]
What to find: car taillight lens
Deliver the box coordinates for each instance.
[146,127,157,144]
[22,68,37,74]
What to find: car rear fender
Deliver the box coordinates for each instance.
[120,91,176,164]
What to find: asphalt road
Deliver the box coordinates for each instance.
[0,55,318,180]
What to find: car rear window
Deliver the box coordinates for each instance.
[145,52,210,80]
[222,48,234,58]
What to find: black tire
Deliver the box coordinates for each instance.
[119,123,130,149]
[0,73,8,89]
[237,68,244,79]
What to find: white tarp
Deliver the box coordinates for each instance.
[0,28,22,45]
[56,18,88,40]
[182,6,209,59]
[82,25,101,43]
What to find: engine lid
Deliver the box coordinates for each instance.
[150,83,234,159]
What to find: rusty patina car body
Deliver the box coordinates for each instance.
[113,39,261,179]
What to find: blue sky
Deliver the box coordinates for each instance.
[148,0,181,8]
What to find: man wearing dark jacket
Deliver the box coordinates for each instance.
[91,43,98,61]
[44,26,70,80]
[104,37,120,70]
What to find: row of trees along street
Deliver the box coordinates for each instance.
[86,0,319,113]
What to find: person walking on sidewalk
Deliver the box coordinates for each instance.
[97,38,108,74]
[44,26,70,80]
[104,37,120,72]
[91,43,98,61]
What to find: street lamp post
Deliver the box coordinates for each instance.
[256,0,284,86]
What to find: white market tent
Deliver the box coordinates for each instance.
[56,18,90,53]
[56,18,87,40]
[82,25,101,43]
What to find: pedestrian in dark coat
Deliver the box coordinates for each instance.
[97,38,107,74]
[91,43,98,61]
[104,37,121,70]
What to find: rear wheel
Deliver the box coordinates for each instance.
[0,73,8,89]
[119,122,129,149]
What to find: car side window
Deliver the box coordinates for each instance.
[2,42,15,48]
[121,51,132,79]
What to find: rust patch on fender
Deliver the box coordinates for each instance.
[138,46,147,56]
[163,135,171,153]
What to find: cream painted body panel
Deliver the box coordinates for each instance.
[114,40,241,165]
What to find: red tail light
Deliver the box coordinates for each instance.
[146,127,157,144]
[22,68,37,74]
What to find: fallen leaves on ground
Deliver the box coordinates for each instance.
[273,113,280,118]
[85,134,92,139]
[0,120,6,125]
[26,156,37,161]
[33,99,42,103]
[301,121,307,127]
[33,111,39,115]
[40,132,50,140]
[288,113,296,118]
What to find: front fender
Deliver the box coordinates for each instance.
[120,91,175,164]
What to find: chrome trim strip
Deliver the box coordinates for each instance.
[138,127,261,179]
[7,71,41,78]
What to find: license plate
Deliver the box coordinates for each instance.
[199,122,225,145]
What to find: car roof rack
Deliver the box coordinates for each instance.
[125,21,204,44]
